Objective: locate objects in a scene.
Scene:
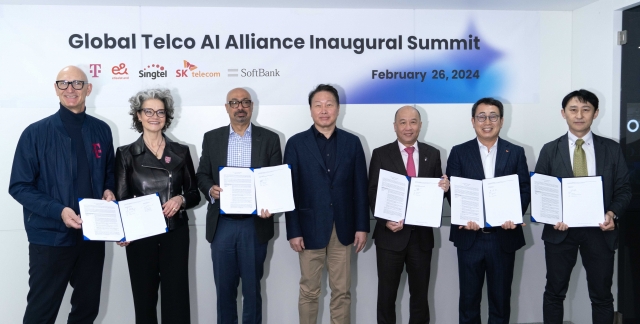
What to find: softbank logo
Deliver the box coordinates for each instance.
[89,64,101,78]
[176,60,220,78]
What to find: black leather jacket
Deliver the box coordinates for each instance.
[115,135,201,230]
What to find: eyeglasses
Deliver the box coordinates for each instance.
[475,113,500,123]
[227,99,252,109]
[56,80,88,90]
[140,108,166,118]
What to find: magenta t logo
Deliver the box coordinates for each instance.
[92,143,102,158]
[89,64,102,78]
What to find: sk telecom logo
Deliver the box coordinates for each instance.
[176,60,220,78]
[112,63,129,80]
[89,64,101,78]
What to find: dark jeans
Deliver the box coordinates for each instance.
[211,216,268,324]
[376,230,432,324]
[24,234,105,324]
[125,224,191,324]
[543,227,615,324]
[457,232,516,324]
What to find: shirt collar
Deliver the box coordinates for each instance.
[477,138,498,152]
[397,140,419,153]
[311,124,337,139]
[229,123,252,136]
[567,130,593,146]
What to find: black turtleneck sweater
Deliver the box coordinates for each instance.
[59,104,93,214]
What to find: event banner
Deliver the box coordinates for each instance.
[0,6,539,107]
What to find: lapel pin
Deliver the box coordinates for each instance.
[506,150,509,153]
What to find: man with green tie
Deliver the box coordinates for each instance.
[535,89,631,324]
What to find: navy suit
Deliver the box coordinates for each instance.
[446,137,530,324]
[535,133,631,323]
[284,126,370,249]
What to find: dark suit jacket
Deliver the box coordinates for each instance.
[534,132,631,251]
[196,124,282,244]
[368,141,443,251]
[284,126,370,250]
[446,137,530,253]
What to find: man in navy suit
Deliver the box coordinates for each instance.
[535,90,631,324]
[446,97,530,324]
[284,84,370,324]
[368,106,449,324]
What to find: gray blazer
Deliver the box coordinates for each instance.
[196,124,282,243]
[534,132,631,250]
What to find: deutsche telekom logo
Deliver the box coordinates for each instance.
[89,64,102,78]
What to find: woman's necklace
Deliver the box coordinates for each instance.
[144,136,164,158]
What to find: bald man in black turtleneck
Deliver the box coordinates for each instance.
[9,66,116,324]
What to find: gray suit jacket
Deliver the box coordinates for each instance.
[196,124,282,243]
[534,132,632,250]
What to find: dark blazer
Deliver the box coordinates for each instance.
[368,141,443,251]
[196,124,282,244]
[284,126,370,250]
[115,135,201,230]
[446,137,530,253]
[534,133,631,251]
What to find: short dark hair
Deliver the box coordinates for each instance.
[308,84,340,107]
[562,89,599,110]
[128,89,175,133]
[471,97,504,117]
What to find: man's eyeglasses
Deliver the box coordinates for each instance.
[140,108,166,118]
[227,99,252,109]
[475,113,500,123]
[55,80,88,90]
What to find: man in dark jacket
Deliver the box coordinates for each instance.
[536,90,631,324]
[284,84,369,324]
[9,66,115,324]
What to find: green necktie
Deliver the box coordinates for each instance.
[573,139,588,177]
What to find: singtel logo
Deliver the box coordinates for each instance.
[139,64,167,80]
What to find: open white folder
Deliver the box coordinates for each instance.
[373,169,444,228]
[450,175,523,228]
[79,193,167,242]
[219,164,295,215]
[530,172,605,227]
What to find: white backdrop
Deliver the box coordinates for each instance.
[0,5,622,324]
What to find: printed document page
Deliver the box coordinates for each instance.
[483,174,523,226]
[219,167,256,214]
[119,194,167,241]
[254,164,295,214]
[530,173,562,225]
[562,176,605,227]
[450,176,484,228]
[404,178,444,227]
[79,199,124,241]
[374,169,409,222]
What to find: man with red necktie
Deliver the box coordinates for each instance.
[368,105,449,323]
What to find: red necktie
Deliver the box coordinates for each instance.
[405,146,416,177]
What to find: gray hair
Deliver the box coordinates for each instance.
[128,89,175,133]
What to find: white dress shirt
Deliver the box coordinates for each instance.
[477,138,498,179]
[398,140,419,175]
[567,131,596,177]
